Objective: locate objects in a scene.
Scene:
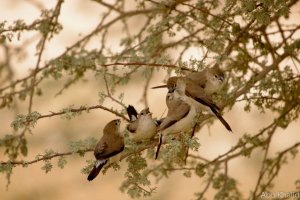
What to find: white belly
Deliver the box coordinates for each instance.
[130,119,157,141]
[161,105,197,136]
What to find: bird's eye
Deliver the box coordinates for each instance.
[214,74,218,78]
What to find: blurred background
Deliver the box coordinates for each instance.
[1,1,300,199]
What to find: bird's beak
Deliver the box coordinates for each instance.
[219,76,224,82]
[168,87,175,93]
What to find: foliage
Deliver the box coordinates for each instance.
[1,0,300,199]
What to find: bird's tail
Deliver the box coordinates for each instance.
[195,97,220,111]
[194,97,231,132]
[155,133,163,160]
[87,159,107,181]
[210,107,232,132]
[127,105,138,121]
[151,85,167,89]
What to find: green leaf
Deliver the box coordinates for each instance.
[81,159,95,175]
[41,160,53,174]
[10,111,41,131]
[57,156,67,169]
[20,138,28,156]
[69,137,97,156]
[183,170,192,178]
[195,164,206,177]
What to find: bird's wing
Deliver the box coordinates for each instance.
[185,78,220,111]
[185,79,232,132]
[186,71,207,88]
[94,137,124,159]
[94,139,107,158]
[158,96,190,131]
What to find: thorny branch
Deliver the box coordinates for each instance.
[1,0,300,198]
[38,104,129,122]
[0,149,93,166]
[27,0,64,122]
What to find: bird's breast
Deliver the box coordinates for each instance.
[130,117,157,141]
[204,79,222,95]
[162,106,197,136]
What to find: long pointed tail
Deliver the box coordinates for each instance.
[195,97,220,111]
[151,85,167,89]
[87,159,107,181]
[194,97,231,132]
[210,107,232,132]
[155,133,163,160]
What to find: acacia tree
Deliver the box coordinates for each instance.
[1,0,300,199]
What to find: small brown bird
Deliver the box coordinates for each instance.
[155,78,197,159]
[152,65,225,95]
[87,119,124,181]
[183,77,232,132]
[186,65,225,95]
[126,105,158,142]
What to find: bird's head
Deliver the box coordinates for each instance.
[175,78,186,94]
[139,107,152,117]
[104,119,121,134]
[208,65,225,84]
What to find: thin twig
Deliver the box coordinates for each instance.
[100,62,192,71]
[252,125,276,199]
[0,9,157,94]
[103,74,127,108]
[0,149,92,166]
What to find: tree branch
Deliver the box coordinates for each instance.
[37,104,129,122]
[0,149,92,166]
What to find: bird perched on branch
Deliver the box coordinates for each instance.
[152,65,232,132]
[126,105,158,142]
[152,65,225,95]
[87,119,124,181]
[155,78,197,159]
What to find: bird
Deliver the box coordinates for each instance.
[152,66,232,132]
[182,77,232,132]
[87,119,124,181]
[152,65,225,95]
[126,105,158,142]
[155,78,197,159]
[186,64,225,95]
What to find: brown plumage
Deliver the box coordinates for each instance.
[152,65,225,95]
[87,119,124,181]
[157,95,190,132]
[126,106,158,141]
[155,79,197,159]
[152,66,232,132]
